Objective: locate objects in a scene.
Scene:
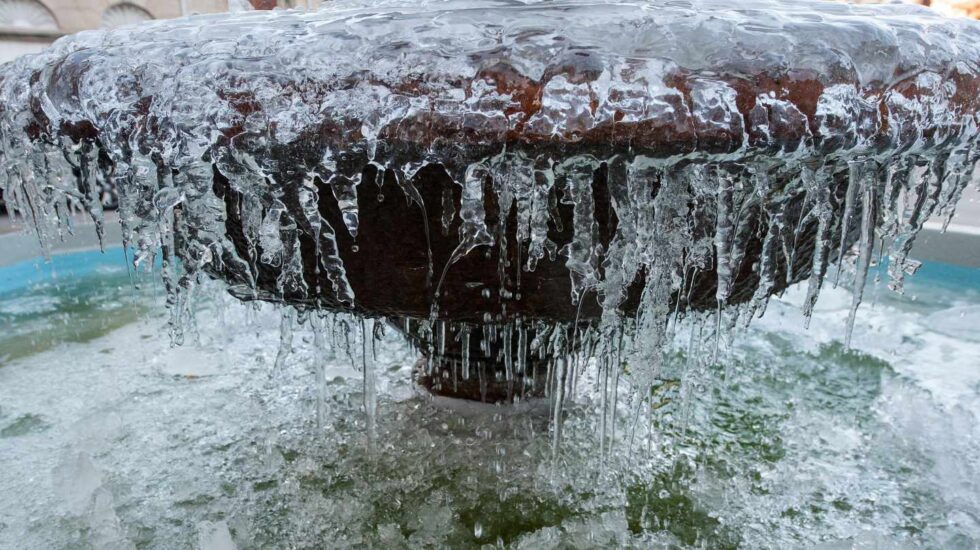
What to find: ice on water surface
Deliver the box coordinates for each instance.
[0,263,979,548]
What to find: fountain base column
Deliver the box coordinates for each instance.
[412,355,550,404]
[394,317,559,404]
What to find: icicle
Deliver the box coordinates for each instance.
[551,355,567,461]
[713,167,736,306]
[557,155,600,303]
[461,326,471,380]
[459,161,494,253]
[312,315,329,429]
[440,168,456,236]
[362,319,377,447]
[432,162,495,314]
[329,174,361,239]
[597,156,635,322]
[516,319,527,376]
[835,159,864,287]
[316,226,353,303]
[258,201,287,266]
[845,173,876,348]
[748,201,783,320]
[75,143,107,250]
[598,357,610,468]
[273,307,295,375]
[887,157,942,293]
[526,156,556,272]
[280,227,307,297]
[502,323,513,393]
[438,320,446,357]
[801,162,832,324]
[934,147,975,231]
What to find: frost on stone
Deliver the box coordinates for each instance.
[0,0,978,373]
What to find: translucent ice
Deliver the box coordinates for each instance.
[0,0,978,366]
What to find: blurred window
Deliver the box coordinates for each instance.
[101,2,153,29]
[0,0,58,32]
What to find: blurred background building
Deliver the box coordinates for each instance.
[0,0,329,63]
[850,0,980,17]
[2,0,978,65]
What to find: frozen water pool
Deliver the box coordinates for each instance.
[0,246,977,549]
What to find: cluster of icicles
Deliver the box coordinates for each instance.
[398,148,977,405]
[0,0,978,414]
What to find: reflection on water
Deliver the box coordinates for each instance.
[0,249,977,549]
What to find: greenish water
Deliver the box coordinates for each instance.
[0,249,149,364]
[0,249,977,549]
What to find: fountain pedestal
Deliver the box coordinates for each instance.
[396,319,560,403]
[412,356,549,404]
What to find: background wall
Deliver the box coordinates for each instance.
[0,0,329,63]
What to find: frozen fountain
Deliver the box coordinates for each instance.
[0,2,980,388]
[0,1,980,406]
[1,0,978,401]
[2,1,980,547]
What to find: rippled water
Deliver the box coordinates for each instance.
[0,248,977,549]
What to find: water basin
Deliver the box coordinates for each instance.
[0,246,977,548]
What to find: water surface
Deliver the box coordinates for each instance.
[0,249,977,549]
